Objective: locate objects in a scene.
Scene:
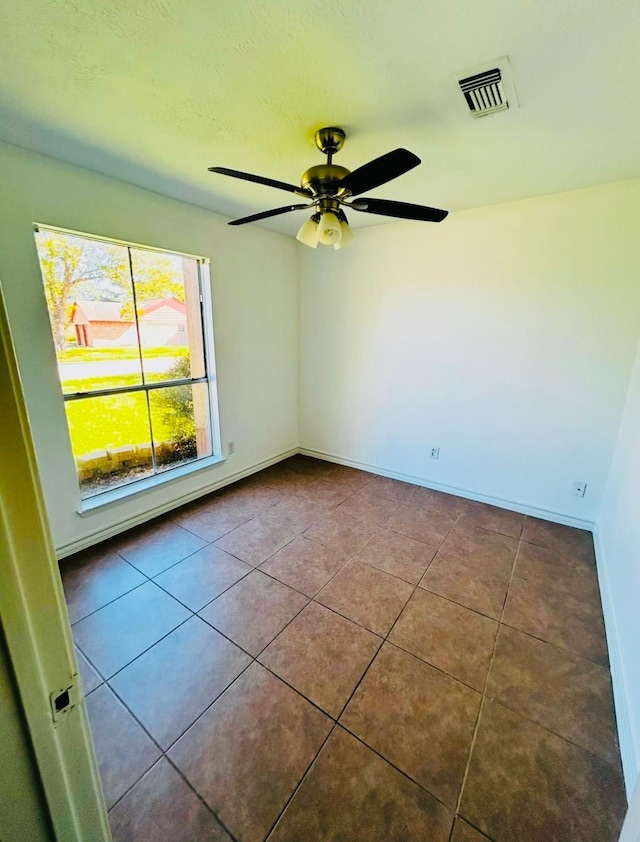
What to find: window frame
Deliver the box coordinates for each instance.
[34,223,223,511]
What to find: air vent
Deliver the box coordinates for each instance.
[459,68,508,117]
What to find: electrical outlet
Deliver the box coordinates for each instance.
[430,447,440,460]
[228,441,235,455]
[572,481,587,498]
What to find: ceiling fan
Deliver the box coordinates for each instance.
[209,127,448,249]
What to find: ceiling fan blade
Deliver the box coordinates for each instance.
[209,166,312,198]
[349,197,448,222]
[228,204,311,226]
[339,149,421,197]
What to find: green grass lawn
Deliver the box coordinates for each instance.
[65,390,176,456]
[59,347,192,458]
[58,345,188,363]
[63,373,186,456]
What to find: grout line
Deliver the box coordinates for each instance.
[163,754,241,842]
[262,723,337,841]
[68,461,613,839]
[453,525,523,820]
[69,579,149,627]
[336,722,455,815]
[89,614,194,683]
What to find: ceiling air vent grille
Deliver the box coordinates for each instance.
[458,68,508,117]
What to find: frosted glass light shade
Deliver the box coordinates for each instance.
[318,212,342,245]
[296,217,319,248]
[334,220,354,249]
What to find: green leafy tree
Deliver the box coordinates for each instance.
[35,231,184,351]
[35,232,127,351]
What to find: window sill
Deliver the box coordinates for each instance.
[77,454,226,515]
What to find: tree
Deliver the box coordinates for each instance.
[35,230,185,351]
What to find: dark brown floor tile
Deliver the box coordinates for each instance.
[171,499,255,542]
[515,541,601,614]
[316,560,413,636]
[406,486,469,518]
[460,700,626,842]
[502,577,608,665]
[76,647,103,694]
[389,589,497,691]
[214,516,297,566]
[486,625,618,764]
[86,685,161,809]
[199,570,308,655]
[214,478,284,514]
[341,643,481,807]
[110,617,250,749]
[258,465,317,494]
[419,527,517,619]
[259,496,327,533]
[336,488,400,526]
[354,528,437,584]
[61,547,146,624]
[114,520,207,577]
[522,517,595,563]
[450,818,493,841]
[269,727,453,842]
[385,504,456,546]
[259,602,381,717]
[109,758,232,842]
[153,545,252,611]
[169,662,331,842]
[303,510,378,556]
[364,475,418,504]
[260,536,350,597]
[73,582,190,677]
[319,464,374,490]
[457,501,524,539]
[298,477,356,508]
[308,474,370,498]
[282,454,332,477]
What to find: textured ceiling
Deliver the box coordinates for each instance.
[1,0,639,235]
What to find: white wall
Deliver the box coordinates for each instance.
[0,142,298,555]
[298,179,640,524]
[597,341,640,793]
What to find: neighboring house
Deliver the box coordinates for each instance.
[71,297,187,347]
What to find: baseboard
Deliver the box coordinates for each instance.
[56,446,298,559]
[298,447,595,531]
[592,528,638,797]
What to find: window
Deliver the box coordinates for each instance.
[34,225,220,502]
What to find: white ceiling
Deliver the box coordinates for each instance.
[1,0,639,235]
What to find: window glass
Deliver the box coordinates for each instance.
[34,227,217,501]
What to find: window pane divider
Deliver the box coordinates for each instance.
[63,377,208,402]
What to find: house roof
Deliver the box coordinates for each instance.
[71,301,127,323]
[71,297,185,324]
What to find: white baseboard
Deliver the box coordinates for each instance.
[56,447,298,559]
[592,528,638,798]
[298,447,595,531]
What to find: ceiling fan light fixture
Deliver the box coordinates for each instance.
[296,215,320,248]
[334,219,354,249]
[318,211,342,245]
[211,126,449,239]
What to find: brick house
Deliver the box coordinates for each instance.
[71,297,187,347]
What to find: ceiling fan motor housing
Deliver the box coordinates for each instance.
[301,164,351,198]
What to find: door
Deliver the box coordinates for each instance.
[0,281,111,841]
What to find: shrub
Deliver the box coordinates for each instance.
[153,357,197,459]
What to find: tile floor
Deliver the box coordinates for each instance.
[62,455,627,842]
